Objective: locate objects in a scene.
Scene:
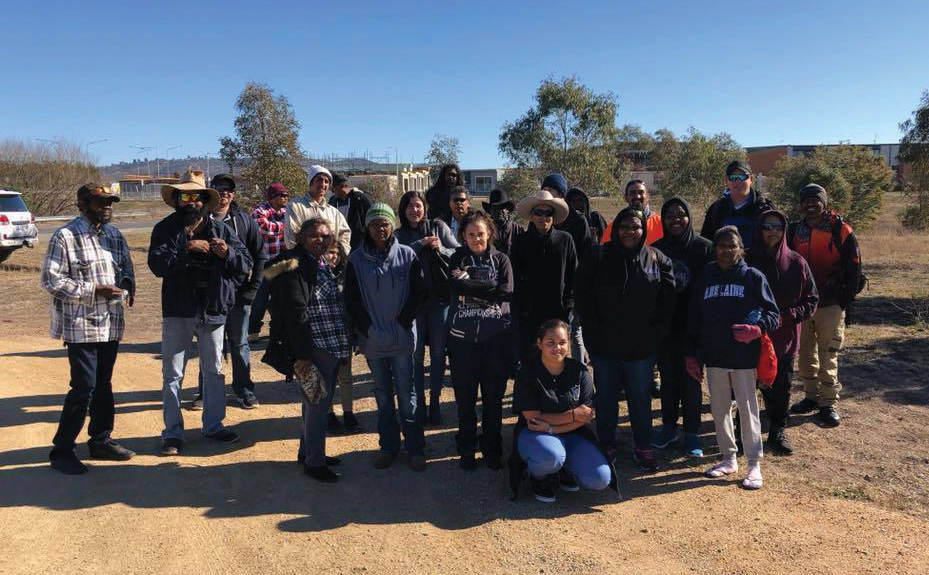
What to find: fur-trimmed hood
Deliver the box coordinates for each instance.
[262,256,299,280]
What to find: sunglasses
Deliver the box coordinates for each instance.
[451,197,469,203]
[727,173,750,182]
[177,192,206,203]
[760,223,785,231]
[530,207,555,218]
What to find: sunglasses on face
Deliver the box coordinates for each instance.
[727,173,750,182]
[760,223,785,231]
[177,192,205,203]
[451,197,468,203]
[530,208,555,218]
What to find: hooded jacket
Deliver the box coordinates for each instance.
[344,234,426,359]
[687,257,780,369]
[215,201,266,304]
[509,222,577,328]
[700,188,775,249]
[652,198,714,334]
[491,213,524,256]
[328,189,372,252]
[148,211,252,322]
[447,244,513,343]
[565,188,607,247]
[555,207,593,259]
[747,210,819,358]
[395,218,459,306]
[575,206,676,360]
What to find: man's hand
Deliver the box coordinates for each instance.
[94,284,124,299]
[209,238,229,259]
[421,236,441,251]
[572,404,594,424]
[186,239,210,254]
[527,417,551,433]
[685,356,703,381]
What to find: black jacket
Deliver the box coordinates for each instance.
[510,223,577,327]
[555,208,593,259]
[216,202,266,304]
[652,197,714,334]
[700,189,775,249]
[565,188,607,247]
[575,209,676,360]
[425,183,454,221]
[147,212,252,322]
[447,245,513,343]
[492,214,523,256]
[262,246,322,361]
[328,190,372,252]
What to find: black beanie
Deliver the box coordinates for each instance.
[800,183,828,206]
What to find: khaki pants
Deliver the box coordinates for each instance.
[706,367,763,462]
[798,304,845,406]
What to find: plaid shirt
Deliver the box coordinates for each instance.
[309,259,350,359]
[40,217,135,343]
[251,201,286,259]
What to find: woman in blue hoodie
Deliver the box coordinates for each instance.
[687,226,779,489]
[344,203,428,471]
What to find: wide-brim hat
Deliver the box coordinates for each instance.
[482,189,515,212]
[161,169,220,211]
[516,189,569,224]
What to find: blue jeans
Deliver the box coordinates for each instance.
[196,303,253,398]
[162,317,227,440]
[297,348,340,467]
[248,277,271,334]
[367,354,425,456]
[517,430,611,490]
[413,303,449,408]
[592,354,656,449]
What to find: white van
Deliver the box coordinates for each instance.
[0,189,39,263]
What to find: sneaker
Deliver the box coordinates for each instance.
[50,452,88,475]
[683,432,704,457]
[304,465,339,483]
[818,406,840,427]
[373,452,396,469]
[204,428,240,444]
[484,454,504,470]
[189,394,203,411]
[633,447,658,472]
[409,455,427,472]
[766,427,794,455]
[704,457,738,478]
[531,476,556,503]
[342,411,363,433]
[88,438,135,461]
[741,461,763,490]
[161,438,183,456]
[459,453,477,471]
[236,392,259,410]
[558,468,580,492]
[790,397,819,414]
[650,425,681,449]
[327,412,342,433]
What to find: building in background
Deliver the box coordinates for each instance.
[747,144,903,182]
[460,168,509,196]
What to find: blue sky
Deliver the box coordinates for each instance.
[2,0,926,170]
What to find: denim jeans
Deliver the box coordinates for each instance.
[367,354,425,456]
[592,354,656,449]
[413,303,449,409]
[226,303,253,396]
[517,429,611,490]
[296,348,340,467]
[248,277,271,334]
[162,317,227,440]
[50,341,119,459]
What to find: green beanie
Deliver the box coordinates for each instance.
[365,202,396,227]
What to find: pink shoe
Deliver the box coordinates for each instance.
[704,457,738,478]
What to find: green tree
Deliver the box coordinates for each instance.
[0,139,100,216]
[899,90,929,230]
[499,76,624,195]
[653,127,747,208]
[221,82,306,203]
[496,167,540,202]
[218,136,242,175]
[769,144,891,230]
[424,134,461,181]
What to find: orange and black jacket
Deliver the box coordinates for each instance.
[787,211,861,310]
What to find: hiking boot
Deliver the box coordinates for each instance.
[558,468,580,492]
[161,438,183,456]
[790,397,819,414]
[633,447,658,472]
[327,412,342,433]
[342,411,363,433]
[204,428,240,444]
[459,453,477,471]
[683,432,704,457]
[766,427,794,455]
[373,452,396,469]
[532,476,556,503]
[189,394,203,411]
[236,391,259,410]
[409,455,427,472]
[650,425,681,449]
[88,438,135,461]
[818,406,841,428]
[50,452,88,475]
[304,465,339,483]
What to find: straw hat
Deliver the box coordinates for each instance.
[160,169,220,211]
[516,189,569,224]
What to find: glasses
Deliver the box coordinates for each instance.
[727,173,750,182]
[760,223,785,231]
[451,197,468,203]
[177,192,205,203]
[530,207,555,218]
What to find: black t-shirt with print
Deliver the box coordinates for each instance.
[512,357,594,415]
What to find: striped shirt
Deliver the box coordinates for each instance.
[40,217,135,343]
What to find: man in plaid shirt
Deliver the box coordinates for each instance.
[40,183,136,475]
[248,181,289,336]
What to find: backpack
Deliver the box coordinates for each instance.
[787,216,867,297]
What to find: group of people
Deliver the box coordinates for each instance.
[39,159,861,503]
